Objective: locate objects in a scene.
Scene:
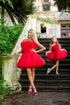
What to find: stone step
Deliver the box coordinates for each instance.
[44,64,70,67]
[38,43,70,47]
[38,38,70,41]
[20,74,70,80]
[22,69,70,74]
[40,58,70,62]
[19,38,70,92]
[20,80,70,85]
[22,85,70,92]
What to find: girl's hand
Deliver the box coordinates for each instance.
[46,51,51,55]
[46,52,48,55]
[31,49,37,53]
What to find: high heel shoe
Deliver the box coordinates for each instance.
[33,88,38,95]
[28,88,32,94]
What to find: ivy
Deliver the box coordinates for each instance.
[37,16,58,24]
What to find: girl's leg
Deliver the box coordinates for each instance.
[56,60,59,75]
[47,60,59,74]
[26,68,37,93]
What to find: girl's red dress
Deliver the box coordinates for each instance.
[46,44,67,61]
[17,40,45,69]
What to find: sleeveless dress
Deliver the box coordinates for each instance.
[17,40,45,69]
[46,44,67,61]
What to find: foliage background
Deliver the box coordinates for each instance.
[0,24,23,79]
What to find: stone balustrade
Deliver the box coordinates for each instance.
[1,54,21,92]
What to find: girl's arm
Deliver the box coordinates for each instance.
[46,45,52,55]
[59,44,61,49]
[49,45,52,52]
[36,42,46,53]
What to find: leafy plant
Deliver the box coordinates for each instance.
[37,16,58,24]
[0,0,13,8]
[0,0,36,24]
[0,80,13,102]
[54,0,70,11]
[36,32,41,38]
[0,24,23,54]
[0,23,23,80]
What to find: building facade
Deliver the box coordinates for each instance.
[35,0,70,38]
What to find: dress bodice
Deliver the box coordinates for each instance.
[21,40,37,53]
[52,44,59,51]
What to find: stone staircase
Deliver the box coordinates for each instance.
[19,38,70,92]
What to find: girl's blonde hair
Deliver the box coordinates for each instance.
[49,36,59,51]
[28,29,38,43]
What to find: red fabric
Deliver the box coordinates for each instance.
[46,44,67,61]
[17,40,45,69]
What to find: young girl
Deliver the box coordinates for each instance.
[14,29,46,95]
[46,36,67,75]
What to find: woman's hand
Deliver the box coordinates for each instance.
[13,53,18,55]
[13,50,23,55]
[36,42,46,53]
[31,49,37,53]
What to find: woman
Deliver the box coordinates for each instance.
[14,29,46,95]
[46,36,67,75]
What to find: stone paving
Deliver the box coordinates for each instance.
[1,92,70,105]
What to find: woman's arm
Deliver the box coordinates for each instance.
[36,42,46,53]
[14,39,26,55]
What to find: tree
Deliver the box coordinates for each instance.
[0,0,36,24]
[54,0,70,11]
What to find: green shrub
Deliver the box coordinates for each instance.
[0,24,23,54]
[0,24,23,79]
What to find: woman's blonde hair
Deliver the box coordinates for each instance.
[28,29,38,43]
[49,36,59,51]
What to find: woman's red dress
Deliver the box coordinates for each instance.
[17,40,45,69]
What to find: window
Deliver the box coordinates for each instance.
[41,24,46,33]
[49,28,53,35]
[62,33,66,37]
[43,4,50,11]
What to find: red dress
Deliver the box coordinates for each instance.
[17,40,45,69]
[46,44,67,61]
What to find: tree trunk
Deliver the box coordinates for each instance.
[1,6,4,24]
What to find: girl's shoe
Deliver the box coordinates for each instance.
[56,72,59,75]
[33,88,38,95]
[47,68,51,75]
[28,88,32,94]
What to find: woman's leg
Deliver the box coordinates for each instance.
[26,68,37,93]
[28,68,35,91]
